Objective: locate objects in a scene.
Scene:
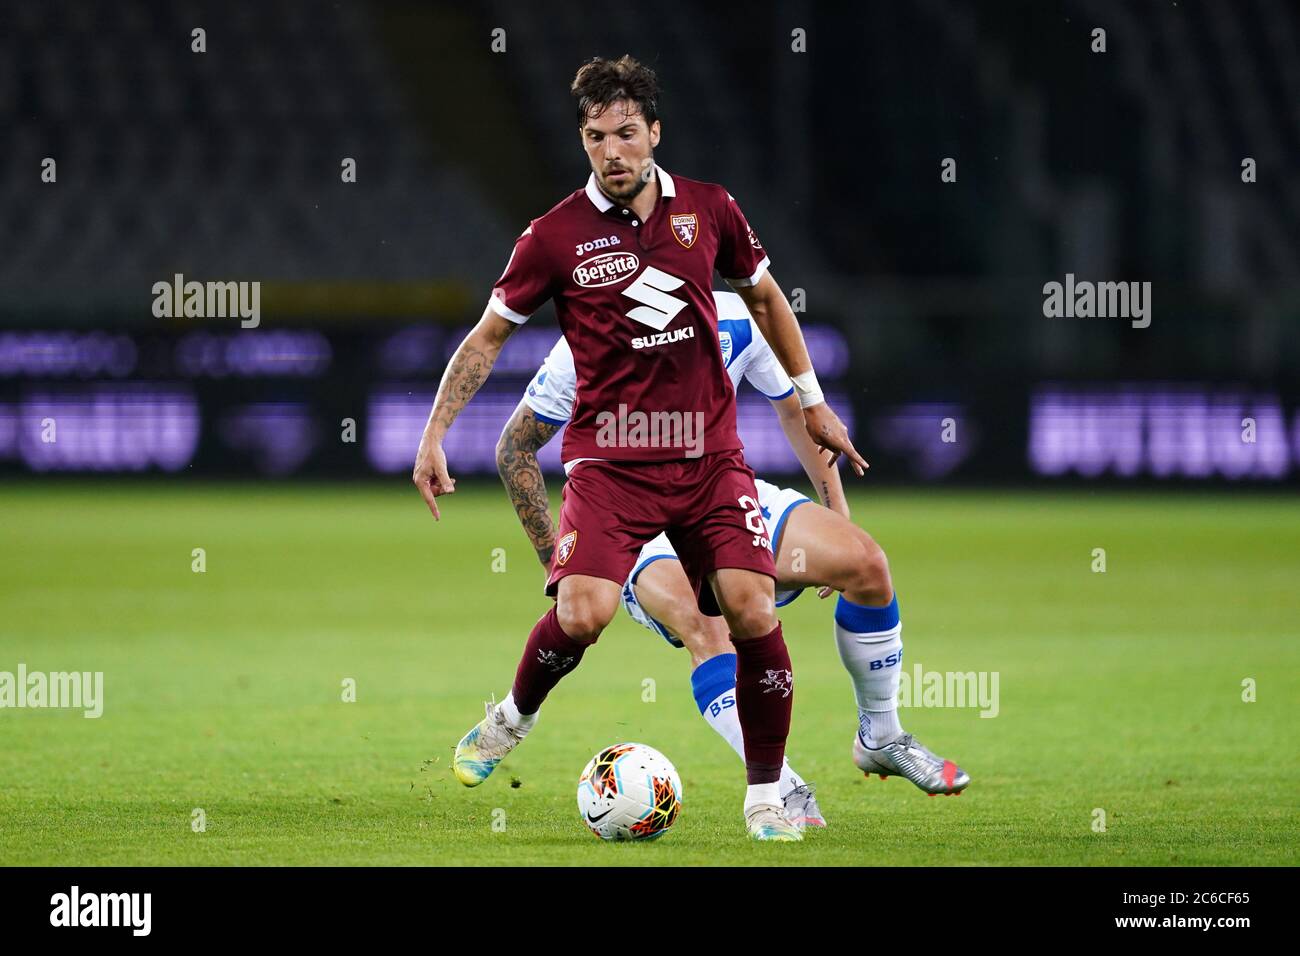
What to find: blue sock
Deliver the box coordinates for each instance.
[691,652,737,714]
[689,653,747,761]
[834,593,899,633]
[833,594,904,747]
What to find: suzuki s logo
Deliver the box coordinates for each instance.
[573,252,640,288]
[621,266,688,331]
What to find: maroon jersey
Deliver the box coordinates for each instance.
[488,166,770,464]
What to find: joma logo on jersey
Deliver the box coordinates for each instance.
[631,326,695,350]
[573,252,639,288]
[574,235,622,256]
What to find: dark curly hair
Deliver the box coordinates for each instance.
[571,55,661,127]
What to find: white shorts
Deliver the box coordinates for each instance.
[620,478,812,647]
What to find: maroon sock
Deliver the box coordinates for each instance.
[731,623,793,784]
[510,605,590,715]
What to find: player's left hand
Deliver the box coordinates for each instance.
[803,403,869,476]
[817,586,835,599]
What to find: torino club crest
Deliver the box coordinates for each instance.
[760,668,793,698]
[557,530,578,566]
[670,213,698,249]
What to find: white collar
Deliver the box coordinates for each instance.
[657,165,676,197]
[584,164,675,212]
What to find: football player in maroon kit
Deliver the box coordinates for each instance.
[412,55,866,841]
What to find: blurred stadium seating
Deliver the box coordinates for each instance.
[0,0,1296,481]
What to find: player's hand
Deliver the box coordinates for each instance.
[804,403,869,476]
[817,586,836,600]
[412,435,455,520]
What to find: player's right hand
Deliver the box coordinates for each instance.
[804,402,869,476]
[412,437,455,520]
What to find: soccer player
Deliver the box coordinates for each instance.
[498,292,970,814]
[412,56,865,841]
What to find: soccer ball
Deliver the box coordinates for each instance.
[577,742,683,841]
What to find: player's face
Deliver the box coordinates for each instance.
[580,99,661,203]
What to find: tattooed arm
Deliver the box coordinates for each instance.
[496,401,563,568]
[412,306,519,520]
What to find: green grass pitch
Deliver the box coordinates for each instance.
[1,482,1296,866]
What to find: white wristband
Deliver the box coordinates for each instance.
[790,369,825,409]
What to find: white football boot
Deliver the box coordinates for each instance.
[745,803,804,842]
[783,784,827,830]
[853,731,970,796]
[453,700,527,787]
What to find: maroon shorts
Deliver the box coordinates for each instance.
[545,449,777,612]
